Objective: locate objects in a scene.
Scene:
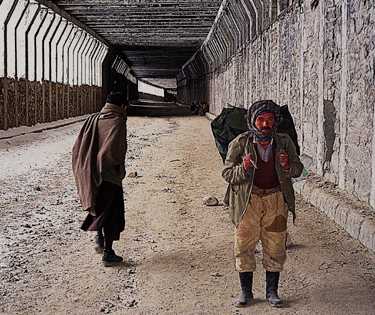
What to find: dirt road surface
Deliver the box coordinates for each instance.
[1,116,375,315]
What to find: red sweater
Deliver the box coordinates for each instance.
[253,146,280,189]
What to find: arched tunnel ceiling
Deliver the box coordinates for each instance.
[50,0,223,78]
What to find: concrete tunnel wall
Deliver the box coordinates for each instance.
[0,0,134,131]
[178,0,375,209]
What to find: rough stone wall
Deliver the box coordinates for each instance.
[345,1,375,203]
[0,77,102,130]
[189,1,375,207]
[322,0,342,184]
[300,3,320,173]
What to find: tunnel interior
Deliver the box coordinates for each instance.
[1,0,375,209]
[53,0,223,111]
[0,0,298,126]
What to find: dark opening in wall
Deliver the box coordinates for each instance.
[323,99,337,173]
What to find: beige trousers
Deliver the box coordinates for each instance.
[234,191,288,272]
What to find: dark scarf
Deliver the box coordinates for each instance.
[247,100,281,142]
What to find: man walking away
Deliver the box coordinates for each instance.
[72,91,127,267]
[222,100,303,307]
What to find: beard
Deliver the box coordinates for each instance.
[259,127,272,135]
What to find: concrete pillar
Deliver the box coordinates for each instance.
[23,2,40,126]
[202,45,213,71]
[222,13,236,57]
[209,39,218,68]
[64,26,78,85]
[339,0,348,191]
[238,0,252,42]
[37,10,55,122]
[224,9,239,53]
[51,19,67,82]
[90,43,99,86]
[35,9,53,82]
[76,33,88,85]
[239,3,250,43]
[88,40,100,85]
[61,24,75,84]
[0,0,18,77]
[207,43,217,68]
[121,62,127,75]
[70,30,84,85]
[79,35,91,86]
[84,38,96,86]
[365,0,375,205]
[7,0,29,78]
[39,12,57,81]
[83,38,95,85]
[56,22,72,83]
[241,0,258,39]
[248,0,263,34]
[211,35,221,66]
[204,43,214,68]
[17,1,39,79]
[44,15,62,81]
[299,9,305,155]
[214,30,226,64]
[27,7,47,81]
[249,44,253,105]
[316,0,325,176]
[276,22,280,103]
[270,0,278,22]
[93,45,103,86]
[217,23,229,62]
[227,3,242,48]
[83,37,95,85]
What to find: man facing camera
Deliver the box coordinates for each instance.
[222,100,303,307]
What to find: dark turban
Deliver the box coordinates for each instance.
[247,100,281,141]
[106,91,125,107]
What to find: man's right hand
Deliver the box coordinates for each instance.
[242,154,254,172]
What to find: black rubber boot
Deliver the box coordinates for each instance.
[102,249,123,267]
[236,272,253,308]
[266,271,282,307]
[94,231,104,254]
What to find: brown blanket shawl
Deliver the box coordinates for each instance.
[72,103,126,213]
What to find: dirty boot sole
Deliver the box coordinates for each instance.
[267,297,283,308]
[235,300,252,308]
[102,250,123,267]
[102,260,122,267]
[235,293,253,308]
[269,302,283,308]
